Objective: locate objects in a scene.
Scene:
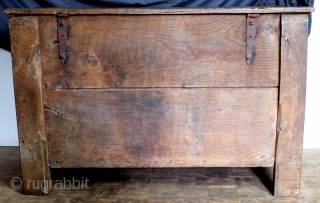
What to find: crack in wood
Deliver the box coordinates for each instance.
[44,106,68,119]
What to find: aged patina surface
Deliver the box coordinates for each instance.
[6,7,314,196]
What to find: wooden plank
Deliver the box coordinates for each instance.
[40,14,280,89]
[9,16,51,194]
[4,7,314,15]
[274,14,308,197]
[2,148,320,201]
[43,88,278,168]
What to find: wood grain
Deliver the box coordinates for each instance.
[8,8,312,197]
[43,88,278,168]
[9,16,51,194]
[274,14,308,197]
[40,14,280,89]
[4,7,315,15]
[2,147,320,201]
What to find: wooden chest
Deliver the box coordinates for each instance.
[5,7,314,196]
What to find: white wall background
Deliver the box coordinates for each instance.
[0,5,319,148]
[0,48,18,146]
[304,2,320,148]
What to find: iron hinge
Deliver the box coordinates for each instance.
[57,13,69,64]
[246,14,259,64]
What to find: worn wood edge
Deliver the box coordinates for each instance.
[5,7,314,15]
[275,14,308,163]
[274,14,308,197]
[9,16,51,195]
[274,161,302,196]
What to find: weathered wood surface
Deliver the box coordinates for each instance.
[5,7,314,15]
[2,147,320,201]
[274,14,308,197]
[9,16,51,194]
[40,14,280,89]
[7,7,312,197]
[43,88,278,168]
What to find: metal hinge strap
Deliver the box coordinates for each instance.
[57,13,68,64]
[246,14,259,64]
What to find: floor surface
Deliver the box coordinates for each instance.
[0,147,319,202]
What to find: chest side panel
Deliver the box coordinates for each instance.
[39,14,280,89]
[43,88,277,168]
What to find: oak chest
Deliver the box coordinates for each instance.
[5,7,314,196]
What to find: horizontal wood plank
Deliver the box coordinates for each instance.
[40,14,280,89]
[43,88,278,168]
[5,7,314,15]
